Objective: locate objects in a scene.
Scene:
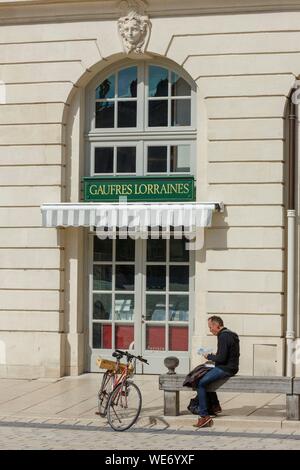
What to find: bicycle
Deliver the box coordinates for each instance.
[96,349,149,431]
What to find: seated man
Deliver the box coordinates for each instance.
[194,315,240,428]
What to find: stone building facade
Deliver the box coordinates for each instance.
[0,0,299,378]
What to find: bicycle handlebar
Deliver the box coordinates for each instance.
[114,349,149,365]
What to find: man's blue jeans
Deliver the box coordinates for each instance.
[197,367,231,417]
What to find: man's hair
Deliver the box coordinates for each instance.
[208,315,224,327]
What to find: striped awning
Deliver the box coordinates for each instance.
[40,202,223,231]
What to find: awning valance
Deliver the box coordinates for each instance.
[40,202,223,231]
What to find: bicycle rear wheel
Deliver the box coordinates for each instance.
[98,371,114,417]
[107,381,142,431]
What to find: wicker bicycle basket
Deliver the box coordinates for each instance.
[96,357,134,374]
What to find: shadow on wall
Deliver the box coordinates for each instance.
[196,206,229,264]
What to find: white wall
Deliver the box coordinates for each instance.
[1,2,299,376]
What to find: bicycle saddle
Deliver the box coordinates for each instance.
[112,351,123,360]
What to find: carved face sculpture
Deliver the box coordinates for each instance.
[123,18,142,45]
[118,12,149,53]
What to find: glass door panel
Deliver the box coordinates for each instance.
[93,323,112,349]
[146,294,166,321]
[169,325,188,351]
[115,324,134,349]
[93,293,112,320]
[141,236,192,373]
[90,234,192,374]
[115,294,134,321]
[146,325,165,351]
[90,237,136,367]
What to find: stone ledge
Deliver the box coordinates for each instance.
[2,0,300,26]
[2,413,300,433]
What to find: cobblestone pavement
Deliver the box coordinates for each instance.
[1,419,300,450]
[1,375,300,450]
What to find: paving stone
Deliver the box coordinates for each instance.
[44,418,66,425]
[0,375,300,449]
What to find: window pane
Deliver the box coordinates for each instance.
[147,239,166,262]
[93,265,112,290]
[96,75,115,99]
[171,99,191,126]
[171,72,191,96]
[95,102,114,128]
[116,238,135,261]
[148,100,168,127]
[170,145,190,173]
[115,265,135,290]
[93,323,112,349]
[146,294,166,321]
[147,146,167,173]
[146,325,165,350]
[170,238,189,262]
[149,66,168,97]
[118,101,137,127]
[93,294,112,320]
[94,147,113,173]
[169,295,189,321]
[146,266,166,291]
[169,265,189,291]
[169,326,188,351]
[115,294,135,321]
[94,238,112,262]
[115,325,134,349]
[118,67,137,98]
[117,147,136,173]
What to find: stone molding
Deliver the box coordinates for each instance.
[2,0,300,25]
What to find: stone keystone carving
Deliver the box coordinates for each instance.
[117,0,151,54]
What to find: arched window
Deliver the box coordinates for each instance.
[86,61,196,373]
[86,61,196,177]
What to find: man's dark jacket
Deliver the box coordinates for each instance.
[183,364,210,389]
[207,327,240,375]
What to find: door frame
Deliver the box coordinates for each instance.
[140,237,195,374]
[86,231,195,374]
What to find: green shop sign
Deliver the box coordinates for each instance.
[83,177,195,202]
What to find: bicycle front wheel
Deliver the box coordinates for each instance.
[107,381,142,431]
[98,371,114,417]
